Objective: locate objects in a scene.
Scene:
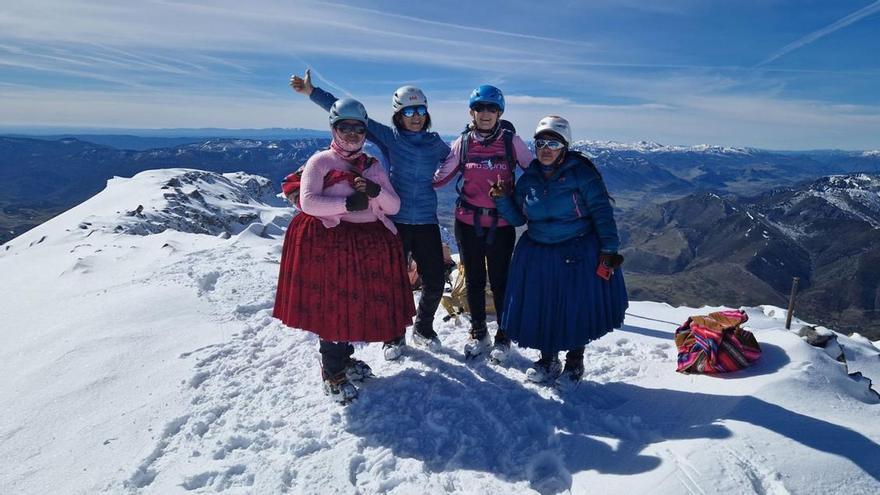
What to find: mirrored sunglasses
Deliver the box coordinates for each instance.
[534,139,565,150]
[401,105,428,118]
[472,103,500,113]
[336,123,366,135]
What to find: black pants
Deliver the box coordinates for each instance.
[454,219,516,328]
[319,340,354,379]
[396,223,445,338]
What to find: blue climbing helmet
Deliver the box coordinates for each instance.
[468,84,505,112]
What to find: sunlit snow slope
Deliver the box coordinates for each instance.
[1,169,878,494]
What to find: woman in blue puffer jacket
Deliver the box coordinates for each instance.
[491,116,628,385]
[291,70,450,361]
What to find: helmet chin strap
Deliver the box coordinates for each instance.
[541,150,567,173]
[473,120,501,144]
[555,149,567,166]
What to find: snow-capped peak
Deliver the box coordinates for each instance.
[2,168,292,255]
[569,140,755,155]
[820,173,880,190]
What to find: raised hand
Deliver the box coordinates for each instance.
[289,68,314,96]
[488,174,507,199]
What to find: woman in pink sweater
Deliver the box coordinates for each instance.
[273,98,415,404]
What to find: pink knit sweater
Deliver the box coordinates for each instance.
[299,150,401,234]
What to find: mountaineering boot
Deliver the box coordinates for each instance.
[412,327,441,349]
[489,330,511,364]
[558,348,585,386]
[383,336,406,361]
[558,361,585,387]
[526,354,563,383]
[344,357,374,382]
[464,321,491,359]
[322,373,358,405]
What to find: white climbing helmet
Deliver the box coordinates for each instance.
[392,85,428,113]
[534,115,572,146]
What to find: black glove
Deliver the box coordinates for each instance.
[345,191,369,211]
[599,253,624,269]
[364,178,381,198]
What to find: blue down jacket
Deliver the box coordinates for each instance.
[494,152,620,253]
[310,87,450,225]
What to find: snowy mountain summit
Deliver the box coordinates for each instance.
[1,169,879,494]
[77,169,286,238]
[806,174,880,228]
[760,173,880,232]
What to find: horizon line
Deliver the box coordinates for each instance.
[2,126,878,153]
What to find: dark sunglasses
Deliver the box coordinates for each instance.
[472,103,500,113]
[335,123,366,135]
[400,105,428,118]
[534,139,565,150]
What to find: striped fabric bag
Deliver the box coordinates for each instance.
[675,309,762,374]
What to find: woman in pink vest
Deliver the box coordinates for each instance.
[433,85,534,361]
[273,98,415,404]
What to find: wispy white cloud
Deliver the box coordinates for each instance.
[498,95,880,150]
[758,0,880,66]
[0,0,878,149]
[0,0,585,95]
[5,81,878,150]
[0,56,149,89]
[0,86,329,128]
[505,95,574,106]
[317,1,590,47]
[421,66,880,149]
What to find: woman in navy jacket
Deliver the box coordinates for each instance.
[492,116,628,384]
[291,70,450,360]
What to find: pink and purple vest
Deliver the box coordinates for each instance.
[455,134,516,228]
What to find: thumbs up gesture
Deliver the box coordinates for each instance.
[289,68,314,96]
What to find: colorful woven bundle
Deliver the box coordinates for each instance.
[675,309,762,374]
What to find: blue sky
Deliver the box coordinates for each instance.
[1,0,879,149]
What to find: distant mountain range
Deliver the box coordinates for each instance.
[619,173,880,339]
[5,134,880,240]
[0,136,331,243]
[2,135,879,337]
[570,141,880,207]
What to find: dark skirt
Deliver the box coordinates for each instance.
[501,232,628,353]
[273,214,415,342]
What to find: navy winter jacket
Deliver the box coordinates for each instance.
[494,153,621,253]
[310,87,451,225]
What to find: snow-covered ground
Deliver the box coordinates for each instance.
[1,169,879,494]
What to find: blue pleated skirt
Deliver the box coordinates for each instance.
[501,232,628,353]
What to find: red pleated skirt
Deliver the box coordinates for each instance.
[273,213,415,342]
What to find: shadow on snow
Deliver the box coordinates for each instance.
[344,331,879,494]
